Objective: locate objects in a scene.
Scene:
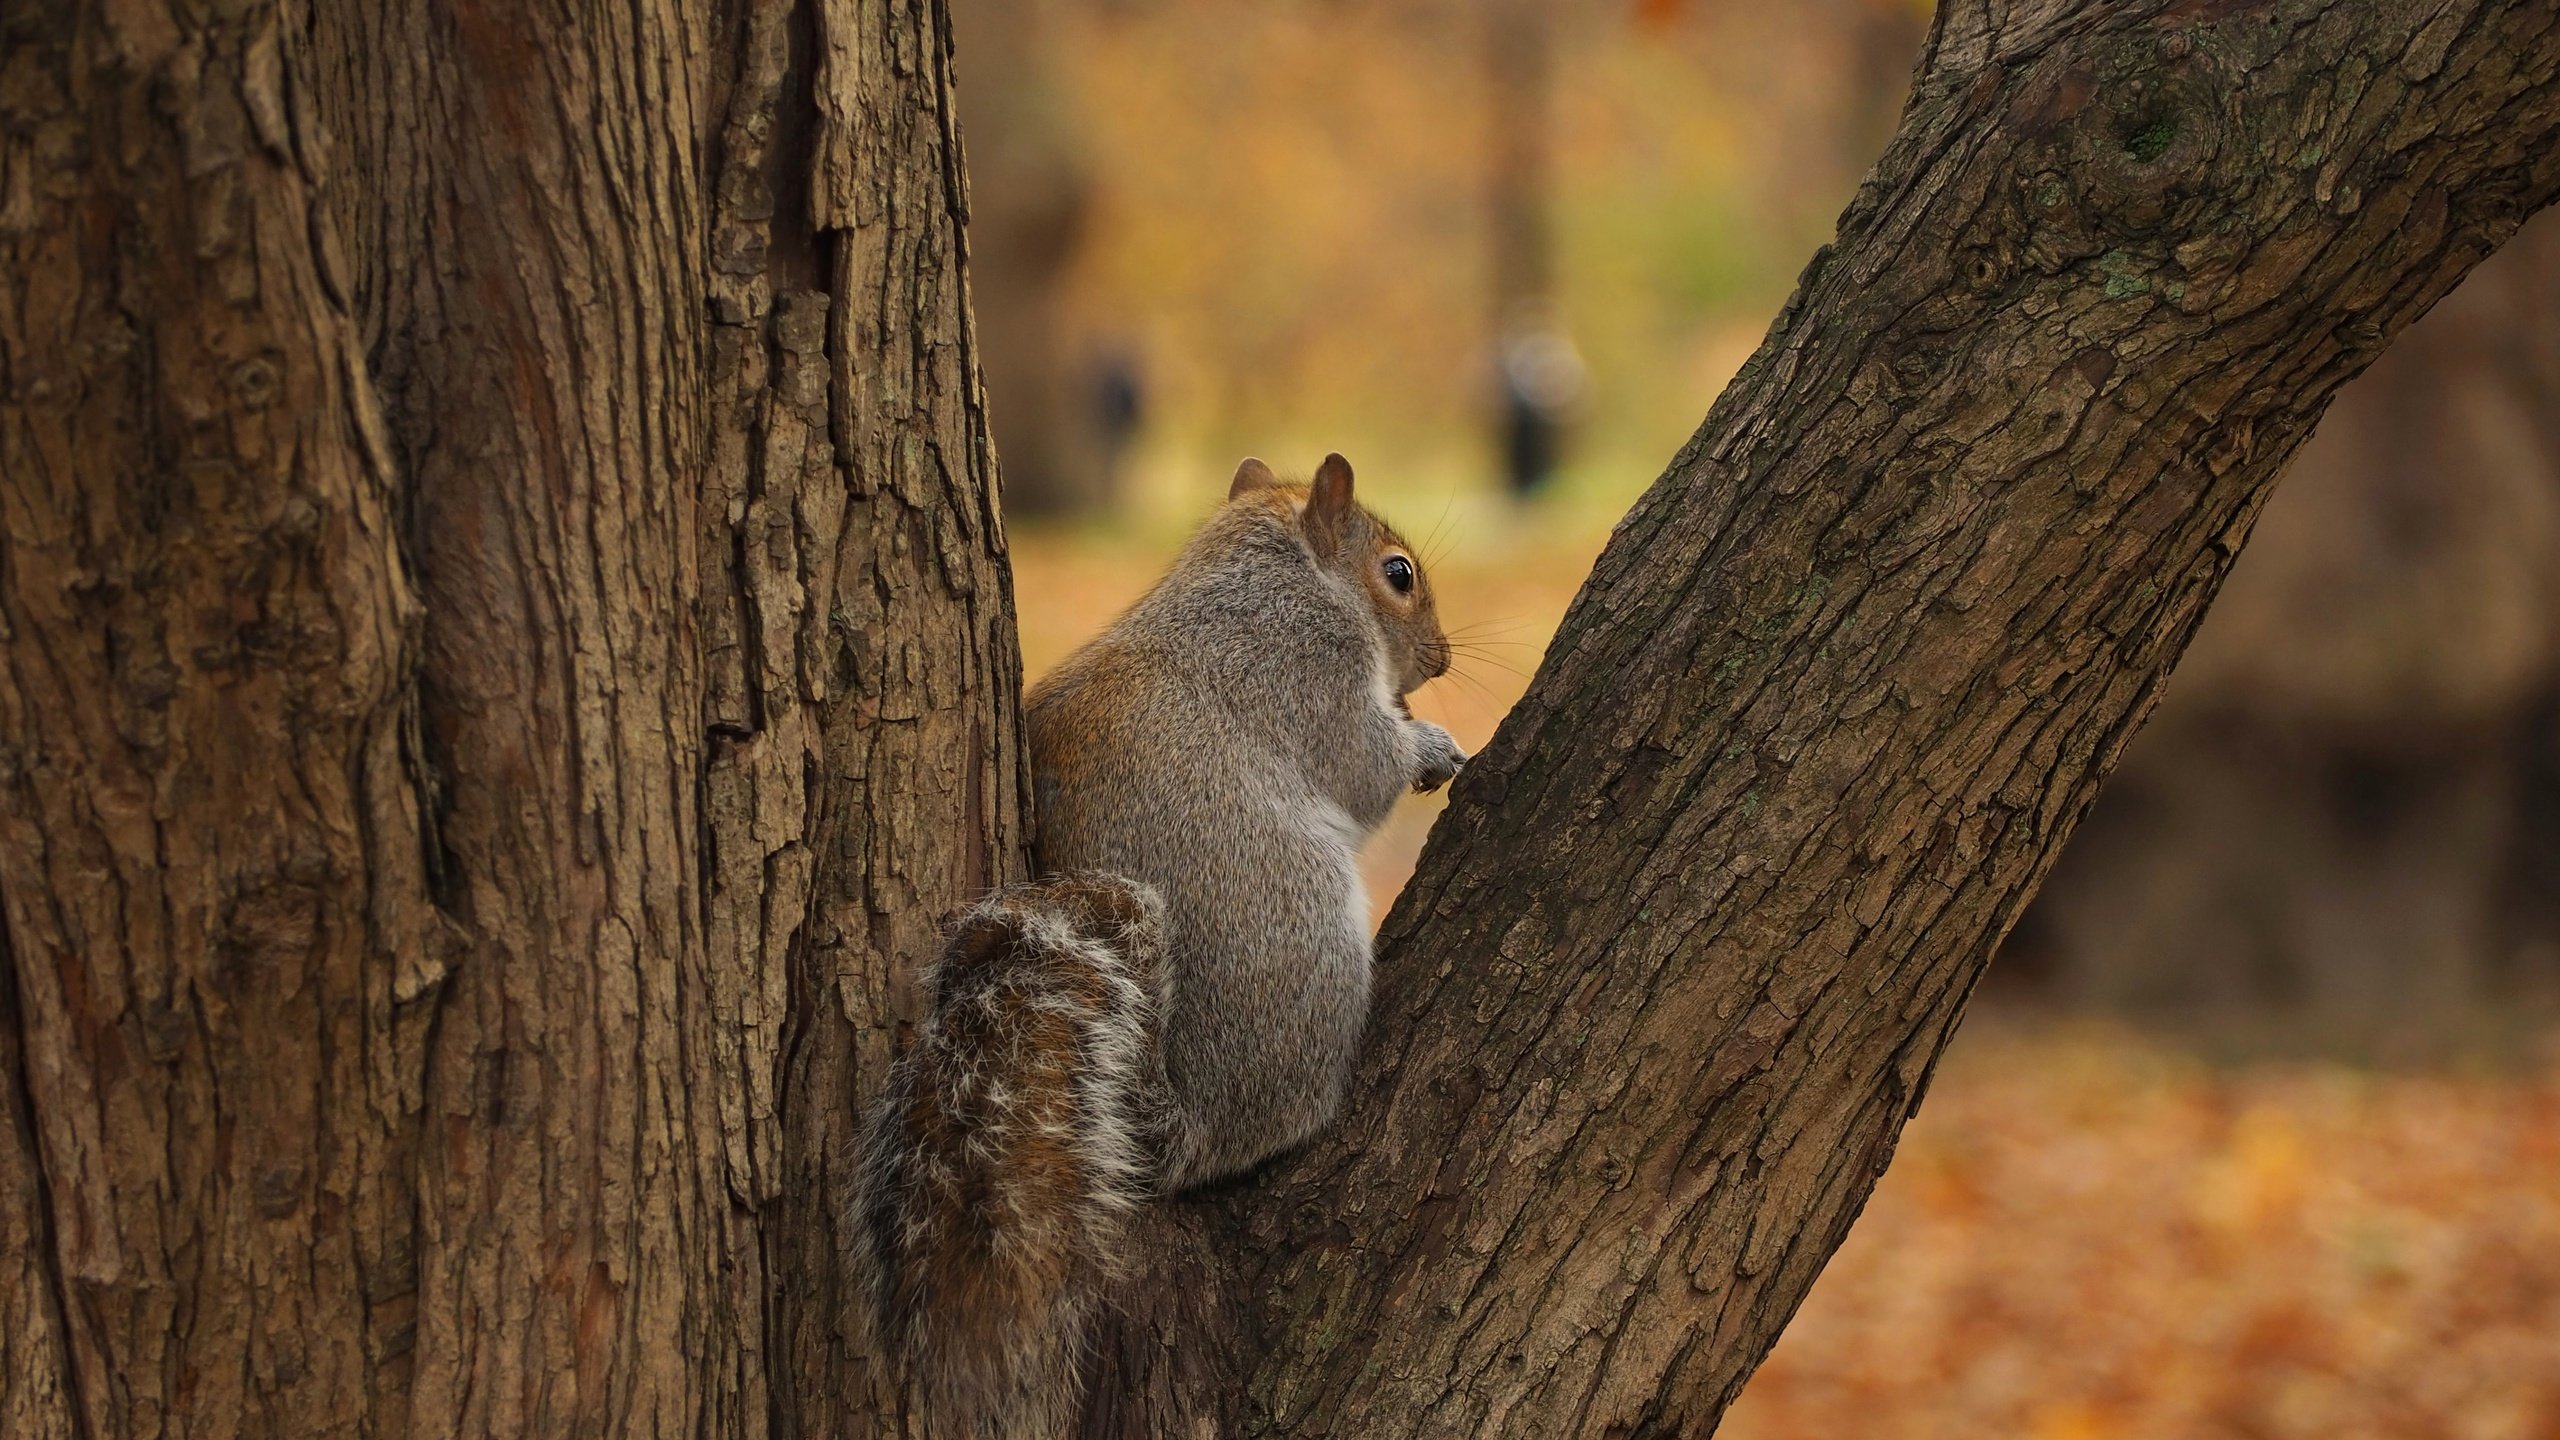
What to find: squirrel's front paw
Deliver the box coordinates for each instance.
[1410,722,1466,795]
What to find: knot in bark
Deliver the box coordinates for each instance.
[2012,27,2242,246]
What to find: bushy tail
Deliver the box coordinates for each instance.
[859,873,1174,1439]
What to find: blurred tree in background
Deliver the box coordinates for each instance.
[949,0,1116,514]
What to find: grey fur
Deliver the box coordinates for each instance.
[857,459,1460,1436]
[1027,470,1461,1186]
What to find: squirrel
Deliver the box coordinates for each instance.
[858,453,1465,1437]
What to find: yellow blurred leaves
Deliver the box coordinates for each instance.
[2032,1401,2121,1440]
[2189,1104,2309,1235]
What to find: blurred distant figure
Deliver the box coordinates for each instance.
[1486,0,1584,495]
[2006,209,2560,1050]
[951,0,1117,516]
[1497,312,1587,497]
[1089,340,1147,497]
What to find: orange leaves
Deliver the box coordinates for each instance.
[1722,1023,2560,1440]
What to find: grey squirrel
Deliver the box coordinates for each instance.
[858,453,1465,1437]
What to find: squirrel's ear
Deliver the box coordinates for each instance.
[1305,453,1354,556]
[1229,457,1279,500]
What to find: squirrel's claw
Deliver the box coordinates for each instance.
[1411,729,1466,794]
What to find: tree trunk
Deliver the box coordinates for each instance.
[1093,1,2560,1434]
[2,1,1015,1435]
[2,4,2555,1440]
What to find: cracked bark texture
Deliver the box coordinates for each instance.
[3,0,1015,1436]
[1088,1,2560,1436]
[3,0,2557,1438]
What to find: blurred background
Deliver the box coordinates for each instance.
[954,0,2560,1433]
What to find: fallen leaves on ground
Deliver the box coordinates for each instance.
[1721,1019,2560,1440]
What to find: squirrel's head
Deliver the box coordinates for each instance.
[1228,453,1451,695]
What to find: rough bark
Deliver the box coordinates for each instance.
[1094,1,2560,1434]
[1,6,441,1432]
[2,0,1015,1436]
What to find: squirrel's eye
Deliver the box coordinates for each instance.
[1382,555,1415,594]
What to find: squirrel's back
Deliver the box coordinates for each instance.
[1022,477,1419,1187]
[859,455,1460,1433]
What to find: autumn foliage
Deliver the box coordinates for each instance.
[1726,1024,2560,1440]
